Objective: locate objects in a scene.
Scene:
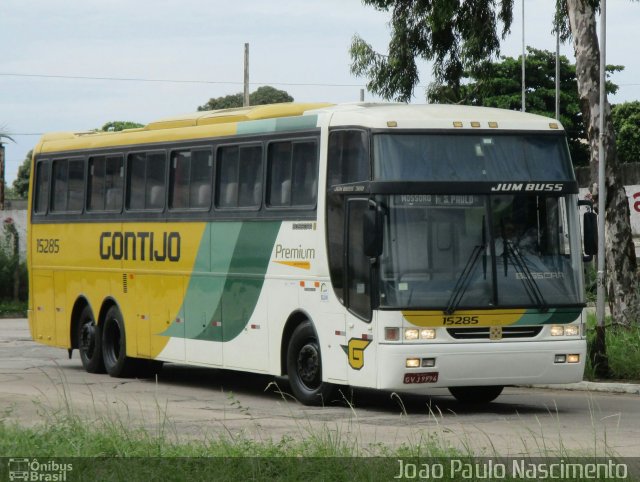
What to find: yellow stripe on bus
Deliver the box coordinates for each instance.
[402,309,527,327]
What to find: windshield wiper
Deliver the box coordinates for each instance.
[503,240,548,311]
[444,244,484,315]
[445,217,488,315]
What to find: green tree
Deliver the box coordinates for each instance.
[12,150,32,199]
[198,86,294,111]
[428,47,622,166]
[99,121,144,132]
[350,0,639,325]
[612,101,640,164]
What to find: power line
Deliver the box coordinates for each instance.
[0,72,365,88]
[2,71,640,89]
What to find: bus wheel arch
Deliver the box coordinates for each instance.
[280,311,311,377]
[282,313,337,405]
[70,296,91,350]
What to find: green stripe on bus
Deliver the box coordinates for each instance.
[236,115,318,135]
[161,222,242,339]
[162,221,281,342]
[513,308,581,325]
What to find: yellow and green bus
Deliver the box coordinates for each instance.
[27,102,595,405]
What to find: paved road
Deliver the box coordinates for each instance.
[1,318,638,457]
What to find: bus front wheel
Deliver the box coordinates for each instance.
[78,306,105,374]
[287,320,337,406]
[448,386,504,405]
[102,306,137,378]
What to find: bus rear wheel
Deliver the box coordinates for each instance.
[287,320,336,406]
[102,306,137,378]
[78,306,105,374]
[448,386,504,405]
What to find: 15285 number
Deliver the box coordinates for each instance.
[442,316,479,325]
[36,238,60,254]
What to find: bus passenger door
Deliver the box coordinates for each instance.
[344,199,377,388]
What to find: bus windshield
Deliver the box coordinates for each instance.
[377,193,583,310]
[373,133,574,182]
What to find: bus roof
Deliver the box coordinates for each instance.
[34,102,564,155]
[313,103,565,132]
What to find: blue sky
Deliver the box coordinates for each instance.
[2,0,639,184]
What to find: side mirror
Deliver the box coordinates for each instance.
[363,202,383,258]
[583,211,598,259]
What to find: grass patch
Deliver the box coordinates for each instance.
[0,412,463,481]
[0,298,27,317]
[584,313,640,380]
[0,413,629,482]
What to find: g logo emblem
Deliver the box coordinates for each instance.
[341,338,372,370]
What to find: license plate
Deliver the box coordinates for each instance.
[403,372,439,384]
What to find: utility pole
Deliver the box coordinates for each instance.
[555,28,560,120]
[243,43,250,107]
[0,142,5,211]
[521,0,526,112]
[360,89,365,102]
[594,0,609,376]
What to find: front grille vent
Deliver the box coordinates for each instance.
[447,326,543,340]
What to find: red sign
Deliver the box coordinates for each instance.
[403,372,439,384]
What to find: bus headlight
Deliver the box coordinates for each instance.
[564,325,579,336]
[405,329,419,340]
[405,328,436,340]
[550,325,579,336]
[550,326,565,336]
[420,329,436,339]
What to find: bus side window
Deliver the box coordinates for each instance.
[170,148,213,210]
[327,130,369,187]
[238,145,262,207]
[267,139,318,208]
[126,151,167,210]
[267,142,292,207]
[33,160,50,214]
[89,155,123,211]
[51,158,84,213]
[146,152,166,209]
[191,149,213,208]
[216,144,261,209]
[291,141,318,206]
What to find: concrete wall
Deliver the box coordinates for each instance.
[0,209,27,262]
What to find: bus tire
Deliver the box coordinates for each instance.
[102,305,137,378]
[448,386,504,405]
[287,320,337,406]
[77,306,106,374]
